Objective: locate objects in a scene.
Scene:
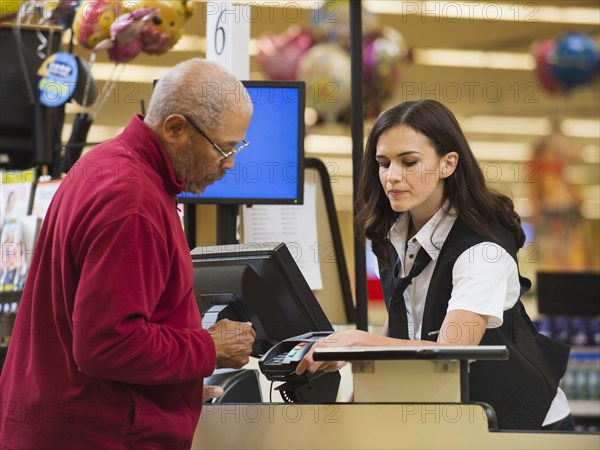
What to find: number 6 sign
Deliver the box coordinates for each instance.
[206,2,250,80]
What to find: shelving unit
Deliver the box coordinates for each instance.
[0,291,20,371]
[536,271,600,432]
[569,400,600,418]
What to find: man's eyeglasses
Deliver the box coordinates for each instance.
[182,115,249,160]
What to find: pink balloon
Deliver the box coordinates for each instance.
[257,26,312,81]
[531,39,561,95]
[363,27,408,118]
[99,7,157,63]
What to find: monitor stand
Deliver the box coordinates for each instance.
[217,204,238,245]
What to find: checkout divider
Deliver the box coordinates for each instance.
[193,344,599,449]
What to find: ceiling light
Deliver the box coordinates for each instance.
[232,0,323,8]
[413,49,534,70]
[171,36,259,56]
[469,141,532,161]
[561,119,600,139]
[581,200,600,220]
[364,1,600,26]
[83,63,171,83]
[581,145,600,163]
[305,108,319,127]
[305,135,353,155]
[460,116,599,139]
[460,116,551,136]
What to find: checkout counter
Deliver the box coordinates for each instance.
[192,345,599,449]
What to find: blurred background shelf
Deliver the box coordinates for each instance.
[569,400,600,417]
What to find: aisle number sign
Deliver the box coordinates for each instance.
[205,1,250,80]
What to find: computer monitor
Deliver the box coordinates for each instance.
[177,80,305,205]
[536,271,600,316]
[191,242,333,357]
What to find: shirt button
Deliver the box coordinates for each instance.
[409,254,414,259]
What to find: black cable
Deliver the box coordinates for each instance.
[68,4,76,54]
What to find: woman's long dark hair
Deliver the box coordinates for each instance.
[355,100,525,266]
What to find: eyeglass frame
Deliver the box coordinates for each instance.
[181,114,249,160]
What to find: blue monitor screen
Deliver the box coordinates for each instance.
[177,81,305,205]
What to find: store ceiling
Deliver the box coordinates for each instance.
[65,0,600,212]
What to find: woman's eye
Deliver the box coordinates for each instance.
[378,161,390,169]
[403,161,417,167]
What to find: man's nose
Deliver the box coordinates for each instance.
[222,155,235,170]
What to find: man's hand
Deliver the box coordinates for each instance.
[208,319,256,368]
[203,385,224,403]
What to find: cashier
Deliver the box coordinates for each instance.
[297,100,573,431]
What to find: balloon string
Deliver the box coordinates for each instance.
[81,52,97,112]
[91,63,126,120]
[23,0,34,24]
[559,92,571,130]
[13,1,35,104]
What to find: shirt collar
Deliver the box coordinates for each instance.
[389,202,458,262]
[118,114,185,196]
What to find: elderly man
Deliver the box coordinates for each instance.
[0,59,256,449]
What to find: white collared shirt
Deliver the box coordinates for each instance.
[389,205,520,340]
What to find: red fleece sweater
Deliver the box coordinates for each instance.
[0,115,216,449]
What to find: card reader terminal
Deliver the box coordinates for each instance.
[259,331,333,382]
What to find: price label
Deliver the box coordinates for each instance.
[206,1,250,79]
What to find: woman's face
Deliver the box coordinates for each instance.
[376,125,456,221]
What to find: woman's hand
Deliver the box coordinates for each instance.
[295,330,370,375]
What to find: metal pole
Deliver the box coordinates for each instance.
[350,1,368,331]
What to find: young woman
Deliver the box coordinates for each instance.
[296,99,573,431]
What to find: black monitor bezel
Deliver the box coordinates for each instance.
[177,80,305,205]
[191,243,333,353]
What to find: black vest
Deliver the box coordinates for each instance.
[378,217,570,430]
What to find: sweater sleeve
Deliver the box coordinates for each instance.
[71,214,216,384]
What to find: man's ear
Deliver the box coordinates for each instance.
[440,152,459,178]
[162,114,187,145]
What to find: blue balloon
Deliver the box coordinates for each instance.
[549,32,600,90]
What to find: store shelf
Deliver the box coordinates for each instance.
[569,400,600,417]
[0,291,22,304]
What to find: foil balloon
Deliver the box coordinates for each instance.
[310,0,350,44]
[310,1,378,49]
[530,39,561,95]
[131,0,194,55]
[297,43,352,122]
[94,7,157,63]
[363,27,408,118]
[548,32,600,91]
[73,0,123,50]
[257,26,312,81]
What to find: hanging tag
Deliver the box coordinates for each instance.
[37,52,78,107]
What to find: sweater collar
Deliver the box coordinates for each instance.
[119,114,185,196]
